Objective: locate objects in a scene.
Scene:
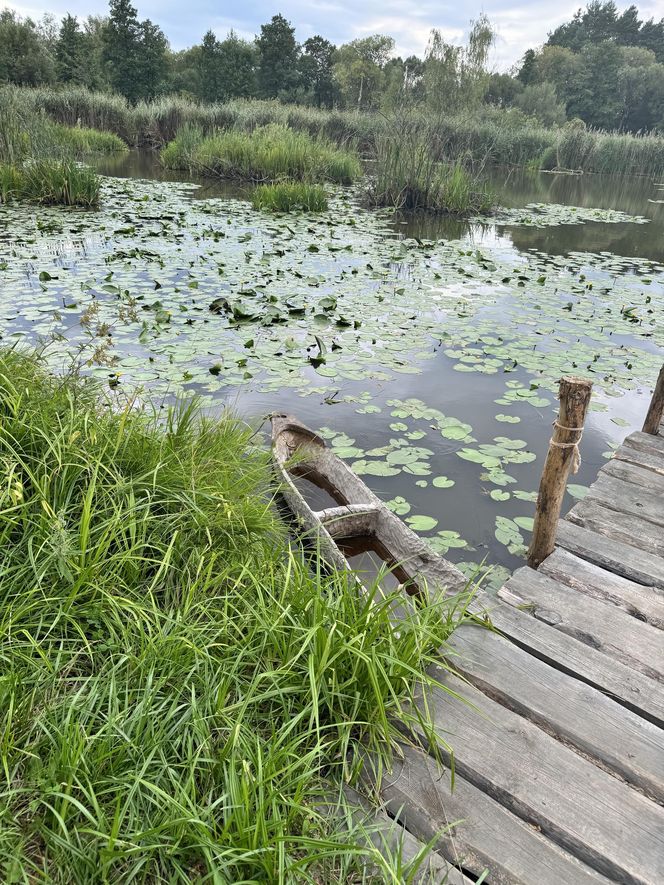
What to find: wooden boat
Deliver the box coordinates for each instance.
[270,413,466,596]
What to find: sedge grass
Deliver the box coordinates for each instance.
[252,181,328,212]
[0,160,100,207]
[162,123,361,185]
[0,349,477,882]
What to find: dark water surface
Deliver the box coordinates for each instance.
[8,152,664,584]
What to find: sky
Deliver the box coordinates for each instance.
[5,0,664,70]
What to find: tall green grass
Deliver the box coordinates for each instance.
[372,132,493,214]
[252,181,329,212]
[0,160,100,207]
[0,349,475,881]
[10,85,663,175]
[163,123,361,184]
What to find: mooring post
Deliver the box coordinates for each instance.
[527,375,593,569]
[642,364,664,436]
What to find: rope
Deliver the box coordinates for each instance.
[549,420,583,474]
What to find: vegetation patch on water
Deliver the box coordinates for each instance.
[0,348,475,880]
[162,123,361,184]
[492,202,650,227]
[252,181,328,212]
[0,160,100,207]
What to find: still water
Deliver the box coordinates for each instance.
[4,151,662,585]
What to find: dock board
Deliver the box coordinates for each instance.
[355,427,664,882]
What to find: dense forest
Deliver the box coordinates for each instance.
[1,1,664,132]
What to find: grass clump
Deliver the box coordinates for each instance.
[252,181,328,212]
[371,132,493,215]
[0,349,473,882]
[51,123,128,155]
[0,160,100,207]
[162,123,361,185]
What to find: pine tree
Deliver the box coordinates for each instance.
[256,15,300,99]
[103,0,141,101]
[56,14,84,84]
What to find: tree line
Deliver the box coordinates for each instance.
[1,1,664,132]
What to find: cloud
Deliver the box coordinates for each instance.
[4,0,662,70]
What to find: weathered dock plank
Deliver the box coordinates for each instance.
[478,588,664,726]
[556,518,664,588]
[498,567,664,681]
[613,439,664,475]
[540,547,664,629]
[361,744,609,885]
[567,498,664,557]
[602,456,664,494]
[445,623,664,798]
[413,669,664,884]
[589,472,664,526]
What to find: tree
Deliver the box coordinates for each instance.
[486,72,523,107]
[56,14,84,84]
[333,35,394,109]
[301,36,337,107]
[0,10,55,85]
[517,49,537,85]
[514,82,567,126]
[424,15,494,114]
[138,20,167,100]
[80,16,111,91]
[103,0,141,101]
[198,30,223,102]
[217,32,256,100]
[256,15,299,99]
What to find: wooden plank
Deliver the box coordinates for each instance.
[602,457,664,494]
[540,548,664,630]
[412,669,664,884]
[613,441,664,476]
[324,785,473,884]
[589,472,664,527]
[483,584,664,726]
[445,623,664,798]
[498,567,664,681]
[360,744,609,885]
[624,430,664,456]
[567,498,664,557]
[555,518,664,589]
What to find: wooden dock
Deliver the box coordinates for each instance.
[356,421,664,882]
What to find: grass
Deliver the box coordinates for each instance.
[0,349,476,881]
[0,160,100,207]
[252,181,329,212]
[371,131,493,215]
[162,123,361,185]
[9,85,664,176]
[50,123,127,155]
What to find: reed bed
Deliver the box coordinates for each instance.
[162,123,361,184]
[371,132,493,214]
[5,85,664,176]
[0,349,475,882]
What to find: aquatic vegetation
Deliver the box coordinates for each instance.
[50,123,128,155]
[8,85,664,176]
[492,203,649,227]
[162,123,361,185]
[0,348,476,879]
[0,174,661,571]
[252,182,329,212]
[371,133,493,215]
[0,160,100,207]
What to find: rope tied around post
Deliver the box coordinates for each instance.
[527,376,593,569]
[548,420,584,474]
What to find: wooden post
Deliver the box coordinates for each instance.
[642,364,664,435]
[527,376,593,569]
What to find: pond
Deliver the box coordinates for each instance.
[1,151,662,588]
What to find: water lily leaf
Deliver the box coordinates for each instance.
[514,516,534,531]
[495,413,520,423]
[567,483,589,499]
[490,490,510,501]
[432,476,455,489]
[386,496,410,515]
[406,515,438,532]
